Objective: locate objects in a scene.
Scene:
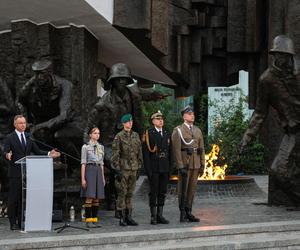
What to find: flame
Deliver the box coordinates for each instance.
[169,144,227,181]
[200,144,227,180]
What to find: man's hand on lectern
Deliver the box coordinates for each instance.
[49,149,61,158]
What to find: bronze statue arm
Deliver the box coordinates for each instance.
[0,79,15,115]
[240,80,269,152]
[33,78,73,132]
[138,87,170,101]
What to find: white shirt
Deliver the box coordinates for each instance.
[15,129,51,155]
[154,126,163,136]
[15,129,26,145]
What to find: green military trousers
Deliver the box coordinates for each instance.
[115,170,137,210]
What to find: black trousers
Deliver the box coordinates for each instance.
[148,172,169,206]
[8,177,22,226]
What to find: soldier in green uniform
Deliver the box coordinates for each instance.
[111,114,143,226]
[171,106,205,222]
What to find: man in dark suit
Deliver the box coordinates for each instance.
[3,115,60,230]
[143,111,172,225]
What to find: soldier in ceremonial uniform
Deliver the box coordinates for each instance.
[172,106,205,222]
[143,111,172,225]
[111,114,143,226]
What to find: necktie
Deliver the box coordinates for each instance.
[21,133,26,150]
[159,130,163,137]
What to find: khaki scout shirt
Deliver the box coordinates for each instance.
[171,123,205,170]
[111,129,143,171]
[81,142,104,165]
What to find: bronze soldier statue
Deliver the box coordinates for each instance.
[17,60,82,164]
[0,77,16,142]
[240,35,300,206]
[143,111,172,225]
[172,106,205,222]
[85,63,168,210]
[111,114,143,226]
[0,77,16,191]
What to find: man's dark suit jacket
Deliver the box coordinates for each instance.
[3,131,48,178]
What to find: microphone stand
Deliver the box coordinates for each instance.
[30,137,89,233]
[29,136,81,162]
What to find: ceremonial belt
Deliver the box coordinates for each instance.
[181,148,201,155]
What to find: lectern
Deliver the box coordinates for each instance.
[16,155,53,232]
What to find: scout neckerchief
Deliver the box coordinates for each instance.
[88,141,104,156]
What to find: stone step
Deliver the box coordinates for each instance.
[0,220,300,250]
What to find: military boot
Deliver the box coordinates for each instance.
[180,209,188,222]
[185,207,200,222]
[125,208,138,226]
[118,210,127,226]
[157,206,169,224]
[150,206,157,225]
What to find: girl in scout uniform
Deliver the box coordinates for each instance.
[81,126,105,227]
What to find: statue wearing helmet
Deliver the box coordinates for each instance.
[105,63,134,89]
[240,35,300,206]
[269,35,296,55]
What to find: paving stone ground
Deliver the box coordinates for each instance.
[0,175,299,240]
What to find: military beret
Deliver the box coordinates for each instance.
[121,113,133,123]
[181,105,194,116]
[151,110,163,120]
[32,60,52,71]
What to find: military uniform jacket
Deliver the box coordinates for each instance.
[142,127,172,175]
[171,124,205,170]
[111,129,143,171]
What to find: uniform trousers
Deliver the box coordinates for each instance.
[115,170,137,210]
[178,168,199,209]
[149,172,169,206]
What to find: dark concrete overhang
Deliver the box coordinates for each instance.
[0,0,176,87]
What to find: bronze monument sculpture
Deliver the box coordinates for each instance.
[240,35,300,206]
[0,77,16,190]
[17,60,83,167]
